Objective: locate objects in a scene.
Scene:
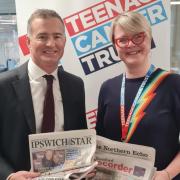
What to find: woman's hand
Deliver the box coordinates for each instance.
[153,170,171,180]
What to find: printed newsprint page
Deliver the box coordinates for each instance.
[93,136,156,180]
[28,129,97,179]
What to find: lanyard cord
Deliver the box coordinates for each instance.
[120,64,155,141]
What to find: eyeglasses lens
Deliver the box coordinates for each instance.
[115,32,145,48]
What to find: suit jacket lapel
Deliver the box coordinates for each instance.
[58,67,69,130]
[12,62,36,133]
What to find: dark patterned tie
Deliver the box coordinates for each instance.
[41,75,55,133]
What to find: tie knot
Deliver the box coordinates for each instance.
[43,75,54,84]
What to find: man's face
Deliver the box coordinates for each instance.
[27,17,66,73]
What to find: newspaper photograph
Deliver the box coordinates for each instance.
[32,161,98,180]
[93,136,156,180]
[29,129,96,177]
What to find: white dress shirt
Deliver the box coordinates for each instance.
[28,59,64,133]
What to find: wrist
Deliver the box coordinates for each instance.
[164,169,171,180]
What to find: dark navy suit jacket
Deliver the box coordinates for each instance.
[0,61,87,179]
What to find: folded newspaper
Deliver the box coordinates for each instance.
[93,136,156,180]
[28,129,97,179]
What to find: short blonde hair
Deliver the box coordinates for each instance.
[110,11,152,44]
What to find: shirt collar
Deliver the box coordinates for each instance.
[28,58,58,80]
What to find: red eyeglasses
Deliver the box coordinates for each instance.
[114,32,145,48]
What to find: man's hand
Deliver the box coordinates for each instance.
[9,171,40,180]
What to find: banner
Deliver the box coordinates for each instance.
[15,0,170,128]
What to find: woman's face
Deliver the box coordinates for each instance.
[113,25,151,68]
[53,154,60,164]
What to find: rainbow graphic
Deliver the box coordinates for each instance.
[124,70,170,142]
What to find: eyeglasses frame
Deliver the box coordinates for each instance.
[114,32,145,48]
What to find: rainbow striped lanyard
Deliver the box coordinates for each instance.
[120,64,155,141]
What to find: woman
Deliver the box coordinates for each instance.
[52,150,65,167]
[41,150,54,169]
[96,11,180,179]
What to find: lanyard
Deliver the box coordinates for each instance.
[120,64,155,141]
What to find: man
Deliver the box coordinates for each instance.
[0,9,87,180]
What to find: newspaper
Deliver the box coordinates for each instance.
[32,161,98,180]
[28,129,97,179]
[93,136,156,180]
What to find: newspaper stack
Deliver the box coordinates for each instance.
[93,136,156,180]
[29,129,97,180]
